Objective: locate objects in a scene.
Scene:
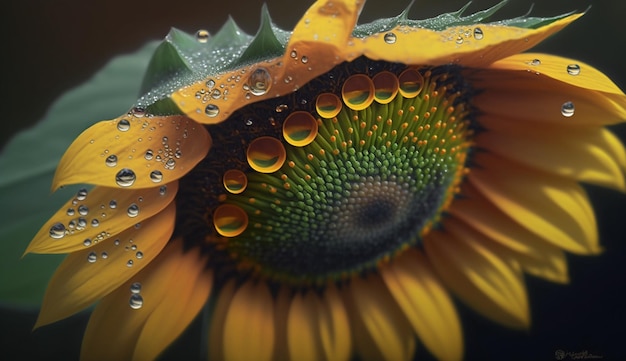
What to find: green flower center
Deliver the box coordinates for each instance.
[177,58,474,285]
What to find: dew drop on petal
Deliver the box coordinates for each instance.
[530,59,541,66]
[383,32,397,44]
[83,239,92,247]
[127,203,140,218]
[301,56,309,64]
[117,119,131,132]
[91,219,100,227]
[561,101,575,117]
[566,64,581,76]
[130,282,142,294]
[127,260,134,267]
[129,294,143,309]
[206,79,215,89]
[115,168,136,187]
[473,27,484,40]
[136,251,144,259]
[159,185,168,196]
[105,155,118,167]
[144,149,154,160]
[87,252,97,263]
[150,170,163,183]
[205,104,220,118]
[78,205,89,216]
[290,50,297,58]
[101,252,108,259]
[195,29,210,43]
[109,200,117,209]
[66,208,75,216]
[49,223,66,239]
[455,36,463,44]
[247,68,272,96]
[76,188,88,201]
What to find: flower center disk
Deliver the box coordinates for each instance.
[178,59,473,285]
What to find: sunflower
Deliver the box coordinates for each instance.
[24,0,626,360]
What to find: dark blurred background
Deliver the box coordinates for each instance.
[2,0,625,360]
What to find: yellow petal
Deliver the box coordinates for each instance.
[344,275,416,361]
[424,226,530,329]
[223,281,275,361]
[81,239,211,361]
[450,183,569,284]
[172,0,363,125]
[35,202,175,328]
[287,291,323,361]
[53,115,211,190]
[380,249,463,361]
[272,286,293,361]
[208,280,237,361]
[470,65,626,126]
[475,116,626,191]
[469,152,600,255]
[317,284,351,361]
[351,14,582,67]
[26,181,178,254]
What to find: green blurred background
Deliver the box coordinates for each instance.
[2,0,625,360]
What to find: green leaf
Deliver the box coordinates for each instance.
[0,42,158,308]
[236,4,285,65]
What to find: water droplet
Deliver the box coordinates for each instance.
[101,252,108,259]
[136,251,144,259]
[114,239,120,246]
[66,208,75,216]
[159,186,167,196]
[398,68,424,98]
[530,59,541,66]
[127,203,140,218]
[247,68,272,96]
[144,149,154,160]
[561,101,575,117]
[150,170,163,183]
[195,29,210,43]
[566,64,581,76]
[87,252,97,263]
[383,32,397,44]
[127,260,134,267]
[130,107,146,118]
[105,155,118,167]
[115,168,136,187]
[473,27,484,40]
[275,104,288,113]
[301,56,309,64]
[342,74,374,111]
[315,93,342,118]
[49,223,66,239]
[223,169,248,194]
[283,111,318,147]
[117,119,131,132]
[83,239,92,247]
[206,79,215,89]
[290,50,297,58]
[78,205,89,216]
[213,204,249,237]
[91,219,100,227]
[130,282,142,294]
[455,36,463,44]
[77,217,87,229]
[246,137,287,173]
[76,188,88,201]
[129,294,143,309]
[245,119,253,126]
[109,200,117,209]
[205,104,220,117]
[372,71,399,104]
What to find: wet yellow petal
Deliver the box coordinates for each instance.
[81,239,210,361]
[380,249,463,361]
[351,14,582,68]
[287,291,323,361]
[53,115,211,190]
[469,152,600,255]
[223,281,275,361]
[424,226,530,329]
[208,280,237,361]
[475,116,626,191]
[172,0,363,125]
[26,181,178,254]
[451,183,569,284]
[345,275,416,361]
[318,284,351,361]
[35,202,175,328]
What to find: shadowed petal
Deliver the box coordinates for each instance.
[53,115,211,190]
[380,249,463,361]
[35,202,175,328]
[469,152,600,255]
[287,291,324,361]
[318,284,351,361]
[26,181,178,254]
[208,280,237,361]
[80,238,211,361]
[424,226,530,329]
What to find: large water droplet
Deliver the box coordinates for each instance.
[316,93,342,118]
[87,252,97,263]
[398,69,424,98]
[150,170,163,183]
[127,203,140,218]
[561,101,575,117]
[223,169,248,194]
[247,137,287,173]
[566,64,581,76]
[383,32,397,44]
[213,204,249,237]
[115,168,136,187]
[342,74,374,111]
[473,27,484,40]
[76,188,88,201]
[247,68,272,96]
[144,149,154,160]
[530,59,541,66]
[91,219,100,227]
[195,29,210,43]
[105,155,118,167]
[130,282,142,294]
[66,208,75,216]
[117,119,131,132]
[49,223,66,239]
[83,238,92,247]
[282,111,318,147]
[205,104,220,118]
[109,200,117,209]
[136,251,144,259]
[129,294,143,309]
[78,205,89,216]
[372,71,399,104]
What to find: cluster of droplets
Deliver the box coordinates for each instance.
[528,59,581,117]
[436,27,485,45]
[48,188,111,241]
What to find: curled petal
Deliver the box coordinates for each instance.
[35,202,175,328]
[53,115,211,190]
[26,181,177,254]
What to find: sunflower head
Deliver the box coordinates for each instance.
[18,1,626,360]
